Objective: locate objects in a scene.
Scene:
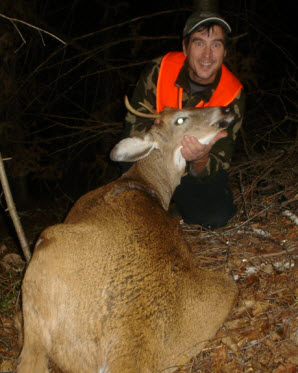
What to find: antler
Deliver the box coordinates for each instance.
[138,102,156,114]
[125,96,160,119]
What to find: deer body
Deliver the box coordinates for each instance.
[18,103,238,373]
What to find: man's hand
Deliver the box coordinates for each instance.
[180,131,227,161]
[181,131,228,174]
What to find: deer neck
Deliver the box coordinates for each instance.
[123,150,184,210]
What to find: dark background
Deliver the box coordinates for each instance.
[0,0,296,209]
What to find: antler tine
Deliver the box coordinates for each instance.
[138,102,156,114]
[124,96,160,119]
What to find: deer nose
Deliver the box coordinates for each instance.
[221,105,234,115]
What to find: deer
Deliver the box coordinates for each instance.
[17,97,238,373]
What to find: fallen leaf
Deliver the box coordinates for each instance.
[279,342,298,365]
[272,363,297,373]
[221,336,239,353]
[1,253,24,269]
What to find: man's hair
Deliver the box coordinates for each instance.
[183,22,228,49]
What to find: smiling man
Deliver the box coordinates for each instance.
[184,26,227,84]
[122,9,245,229]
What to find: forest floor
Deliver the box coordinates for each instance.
[0,145,297,373]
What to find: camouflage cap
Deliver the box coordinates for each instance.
[183,10,232,37]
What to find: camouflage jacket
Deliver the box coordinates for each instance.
[123,55,245,179]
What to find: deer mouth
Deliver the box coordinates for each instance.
[212,117,235,129]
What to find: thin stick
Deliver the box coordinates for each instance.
[238,170,249,219]
[241,312,298,350]
[0,13,66,45]
[0,153,31,262]
[249,246,296,259]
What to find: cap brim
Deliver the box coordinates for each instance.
[184,17,232,37]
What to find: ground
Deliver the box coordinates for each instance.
[0,146,297,372]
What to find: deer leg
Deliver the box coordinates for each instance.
[17,334,49,373]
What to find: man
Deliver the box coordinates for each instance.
[122,9,245,229]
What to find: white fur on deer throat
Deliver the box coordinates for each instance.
[173,130,218,171]
[99,364,109,373]
[174,145,186,170]
[198,132,218,145]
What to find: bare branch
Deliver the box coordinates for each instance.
[0,154,31,262]
[241,312,298,350]
[0,12,66,45]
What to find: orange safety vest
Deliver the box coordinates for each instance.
[156,51,243,113]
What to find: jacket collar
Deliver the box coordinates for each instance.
[175,60,222,102]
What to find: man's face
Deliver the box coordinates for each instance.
[183,25,227,85]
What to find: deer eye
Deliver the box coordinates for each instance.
[175,117,187,125]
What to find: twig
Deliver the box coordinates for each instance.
[0,13,66,45]
[239,126,251,160]
[282,210,298,225]
[249,246,297,259]
[238,170,249,219]
[281,197,298,207]
[11,20,26,45]
[73,8,188,42]
[0,153,31,262]
[236,227,270,238]
[233,204,275,229]
[248,21,296,68]
[241,312,298,350]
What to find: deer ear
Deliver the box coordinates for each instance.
[110,136,158,162]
